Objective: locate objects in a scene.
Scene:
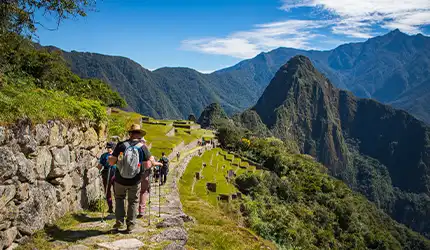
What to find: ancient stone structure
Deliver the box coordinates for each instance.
[0,119,106,249]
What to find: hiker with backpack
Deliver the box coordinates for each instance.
[159,152,169,185]
[97,142,116,214]
[108,124,159,232]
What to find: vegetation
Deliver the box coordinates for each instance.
[179,149,274,250]
[250,55,430,237]
[233,138,430,249]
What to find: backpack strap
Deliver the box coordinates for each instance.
[124,141,130,148]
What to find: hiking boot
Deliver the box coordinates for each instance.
[126,224,136,233]
[108,207,114,214]
[112,222,124,231]
[137,213,144,219]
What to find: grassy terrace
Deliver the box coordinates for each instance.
[108,109,214,157]
[179,148,272,250]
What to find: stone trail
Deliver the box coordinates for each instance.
[20,144,211,250]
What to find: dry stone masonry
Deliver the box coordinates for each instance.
[0,119,106,249]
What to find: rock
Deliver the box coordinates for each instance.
[0,201,18,223]
[17,181,56,235]
[0,227,18,249]
[60,174,73,194]
[0,147,18,182]
[51,240,69,249]
[68,244,90,250]
[81,127,99,149]
[156,216,184,228]
[71,171,83,188]
[0,221,11,231]
[0,185,16,209]
[52,199,70,222]
[67,127,83,148]
[34,146,52,179]
[15,182,30,201]
[84,176,102,207]
[0,127,5,145]
[49,146,70,178]
[86,167,100,182]
[35,124,49,146]
[206,182,216,192]
[97,238,145,250]
[49,122,64,147]
[14,235,30,245]
[177,213,195,223]
[15,152,35,183]
[164,242,185,250]
[151,228,188,243]
[17,135,37,155]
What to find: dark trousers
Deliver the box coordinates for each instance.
[160,167,168,184]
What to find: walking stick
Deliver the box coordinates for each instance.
[159,167,161,217]
[148,168,152,226]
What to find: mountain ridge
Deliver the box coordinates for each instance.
[52,30,430,123]
[249,55,430,236]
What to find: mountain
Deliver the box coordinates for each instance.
[197,103,228,129]
[222,30,430,123]
[250,55,430,237]
[56,30,430,122]
[58,50,269,119]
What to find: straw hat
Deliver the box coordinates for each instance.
[128,124,147,136]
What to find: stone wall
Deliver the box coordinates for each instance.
[0,119,106,249]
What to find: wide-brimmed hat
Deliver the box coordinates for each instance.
[128,124,147,136]
[106,142,115,148]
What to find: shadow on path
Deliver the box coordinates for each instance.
[45,225,109,242]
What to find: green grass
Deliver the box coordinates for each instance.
[0,85,107,125]
[179,149,275,250]
[107,108,142,137]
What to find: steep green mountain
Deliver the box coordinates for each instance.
[196,103,228,129]
[251,55,430,237]
[56,30,430,123]
[57,50,265,119]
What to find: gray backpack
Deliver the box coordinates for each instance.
[117,141,143,179]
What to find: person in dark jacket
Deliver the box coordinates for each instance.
[159,152,169,185]
[97,142,116,213]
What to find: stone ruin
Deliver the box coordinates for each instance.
[0,119,106,249]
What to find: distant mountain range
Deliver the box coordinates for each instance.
[54,29,430,123]
[242,55,430,237]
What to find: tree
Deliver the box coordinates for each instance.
[188,114,196,122]
[0,0,95,36]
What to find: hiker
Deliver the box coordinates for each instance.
[108,124,155,232]
[138,155,162,218]
[159,152,169,185]
[97,142,116,213]
[176,151,180,161]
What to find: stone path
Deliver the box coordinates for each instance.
[36,144,213,250]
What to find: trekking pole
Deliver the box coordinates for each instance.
[159,167,161,217]
[148,167,152,226]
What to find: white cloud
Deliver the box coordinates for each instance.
[181,19,330,58]
[281,0,430,37]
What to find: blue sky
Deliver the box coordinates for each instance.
[36,0,430,73]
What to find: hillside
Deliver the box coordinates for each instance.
[58,50,263,119]
[251,55,430,237]
[57,30,430,123]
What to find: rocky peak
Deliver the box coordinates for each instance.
[197,103,228,129]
